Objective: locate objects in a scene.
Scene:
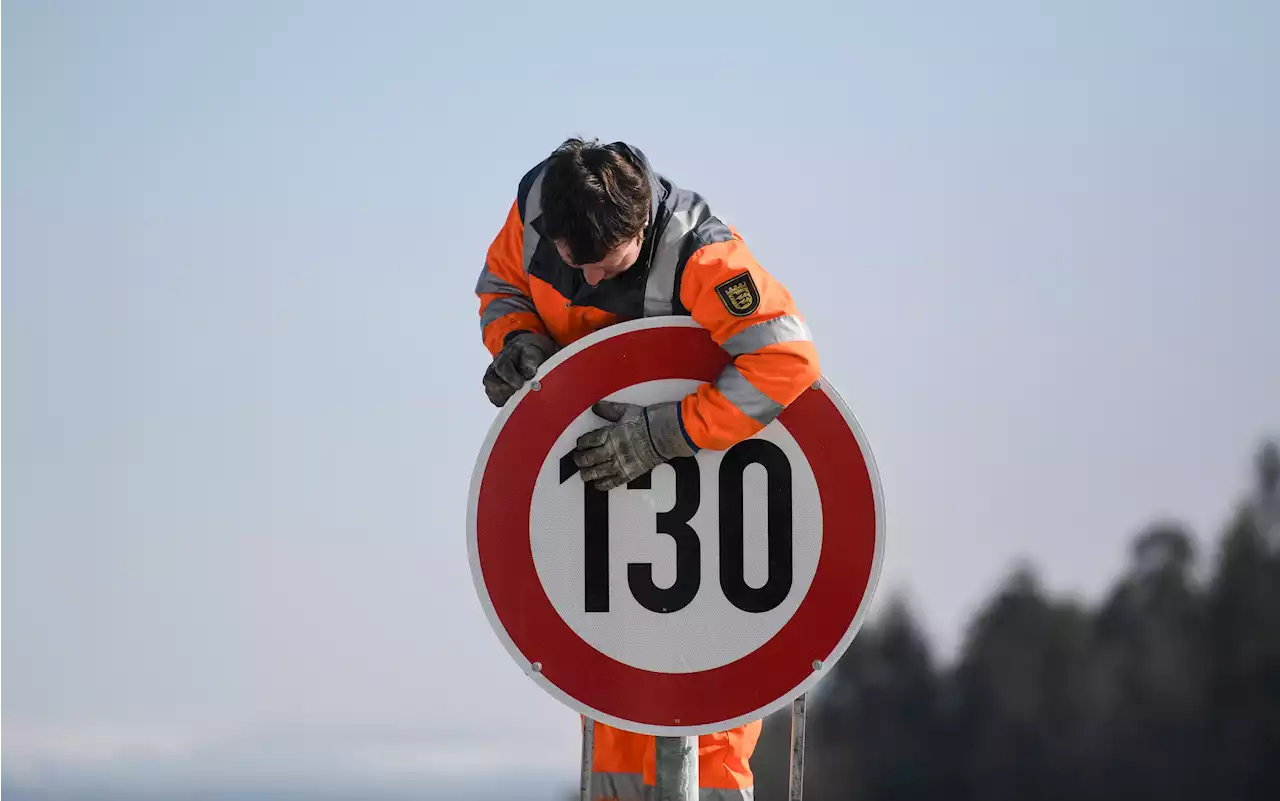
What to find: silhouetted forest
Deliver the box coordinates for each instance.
[754,439,1280,800]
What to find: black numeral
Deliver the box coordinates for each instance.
[628,458,701,613]
[719,439,793,613]
[562,453,611,611]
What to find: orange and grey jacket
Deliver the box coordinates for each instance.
[476,142,820,452]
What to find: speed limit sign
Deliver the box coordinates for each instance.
[467,317,885,736]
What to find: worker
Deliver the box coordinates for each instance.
[475,137,820,800]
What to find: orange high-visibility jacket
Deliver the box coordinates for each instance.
[476,142,820,452]
[476,142,819,798]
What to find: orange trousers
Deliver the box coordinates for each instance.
[588,718,761,800]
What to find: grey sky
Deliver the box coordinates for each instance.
[4,0,1278,794]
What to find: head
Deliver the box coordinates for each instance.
[540,138,651,286]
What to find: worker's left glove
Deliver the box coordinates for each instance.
[483,331,558,407]
[573,400,697,491]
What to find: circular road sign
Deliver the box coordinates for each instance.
[467,317,885,736]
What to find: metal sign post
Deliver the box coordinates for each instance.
[654,735,698,801]
[788,694,808,801]
[579,716,595,801]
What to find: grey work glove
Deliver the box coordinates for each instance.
[483,331,557,407]
[573,400,697,491]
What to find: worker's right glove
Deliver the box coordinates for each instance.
[483,331,558,407]
[572,400,697,491]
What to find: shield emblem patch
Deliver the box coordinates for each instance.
[714,272,762,317]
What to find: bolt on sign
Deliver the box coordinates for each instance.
[468,317,885,736]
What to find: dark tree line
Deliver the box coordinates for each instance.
[755,440,1280,800]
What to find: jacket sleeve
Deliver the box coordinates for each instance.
[476,198,550,357]
[676,228,821,451]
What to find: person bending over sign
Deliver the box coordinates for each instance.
[475,137,820,800]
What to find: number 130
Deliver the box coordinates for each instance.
[559,439,794,615]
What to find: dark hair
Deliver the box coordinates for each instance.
[540,138,651,265]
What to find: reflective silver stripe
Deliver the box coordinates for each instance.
[721,314,812,356]
[474,264,525,297]
[644,199,710,317]
[716,365,784,425]
[591,770,647,801]
[480,295,537,329]
[522,167,547,274]
[588,770,753,801]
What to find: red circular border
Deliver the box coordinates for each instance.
[476,325,878,728]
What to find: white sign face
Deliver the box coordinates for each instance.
[530,379,824,674]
